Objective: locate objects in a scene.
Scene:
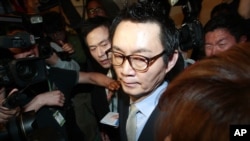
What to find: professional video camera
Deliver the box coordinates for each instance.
[169,0,204,52]
[0,31,52,88]
[0,9,63,85]
[0,14,54,141]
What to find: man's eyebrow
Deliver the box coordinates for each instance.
[89,39,109,48]
[112,46,152,54]
[99,39,109,44]
[215,37,227,44]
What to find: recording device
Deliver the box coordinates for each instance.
[0,14,53,141]
[178,18,203,51]
[0,57,48,88]
[0,110,37,141]
[170,0,204,51]
[0,27,51,88]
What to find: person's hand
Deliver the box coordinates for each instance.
[38,90,65,107]
[58,40,75,54]
[108,80,120,91]
[107,80,120,101]
[0,88,20,124]
[0,105,20,124]
[24,90,65,112]
[100,131,111,141]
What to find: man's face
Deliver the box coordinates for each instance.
[86,26,111,69]
[87,0,107,18]
[112,21,170,100]
[47,30,66,45]
[204,28,237,57]
[25,0,40,13]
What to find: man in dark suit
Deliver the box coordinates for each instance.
[81,16,120,141]
[108,1,180,141]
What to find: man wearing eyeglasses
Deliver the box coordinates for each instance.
[108,1,179,141]
[86,0,107,18]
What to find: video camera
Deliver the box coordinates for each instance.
[0,14,52,141]
[169,0,204,52]
[0,30,52,88]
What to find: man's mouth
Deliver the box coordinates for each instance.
[120,80,138,88]
[100,59,110,65]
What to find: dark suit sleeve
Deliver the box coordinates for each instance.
[48,67,78,101]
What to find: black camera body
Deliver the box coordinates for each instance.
[0,11,55,88]
[0,13,54,141]
[0,57,48,88]
[171,0,204,52]
[178,18,203,51]
[0,111,36,141]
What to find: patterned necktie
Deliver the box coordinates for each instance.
[126,104,139,141]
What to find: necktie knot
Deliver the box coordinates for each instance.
[129,104,139,115]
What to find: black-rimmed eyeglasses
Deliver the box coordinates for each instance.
[87,7,104,15]
[106,49,165,72]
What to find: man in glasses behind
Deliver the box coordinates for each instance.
[86,0,107,19]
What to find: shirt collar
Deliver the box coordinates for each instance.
[135,81,168,117]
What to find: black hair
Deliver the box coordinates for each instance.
[211,2,240,18]
[81,16,111,39]
[204,14,247,42]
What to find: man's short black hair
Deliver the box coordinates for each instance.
[204,14,247,42]
[81,16,111,39]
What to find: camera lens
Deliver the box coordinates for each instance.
[16,61,38,81]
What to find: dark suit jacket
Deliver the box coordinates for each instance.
[118,90,160,141]
[91,68,120,141]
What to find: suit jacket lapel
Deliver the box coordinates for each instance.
[138,106,160,141]
[118,89,130,141]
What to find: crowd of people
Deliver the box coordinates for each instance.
[0,0,250,141]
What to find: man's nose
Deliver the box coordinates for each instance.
[97,47,105,57]
[121,59,135,76]
[210,46,217,56]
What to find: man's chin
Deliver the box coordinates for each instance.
[100,64,111,69]
[123,87,142,96]
[125,90,148,102]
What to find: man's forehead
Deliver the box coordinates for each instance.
[112,21,162,51]
[87,1,103,9]
[115,21,161,35]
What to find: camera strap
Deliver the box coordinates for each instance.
[47,79,66,127]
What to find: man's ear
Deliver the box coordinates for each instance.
[165,51,179,73]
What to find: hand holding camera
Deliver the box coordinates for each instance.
[0,87,20,124]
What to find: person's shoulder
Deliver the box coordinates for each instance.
[184,58,196,68]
